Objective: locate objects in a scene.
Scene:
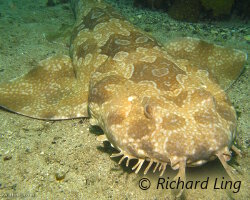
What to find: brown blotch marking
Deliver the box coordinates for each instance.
[167,38,247,89]
[70,21,87,45]
[127,119,155,140]
[76,38,98,59]
[190,89,213,105]
[173,91,188,107]
[83,8,110,30]
[89,75,126,105]
[70,25,82,45]
[107,111,125,125]
[165,131,187,157]
[178,39,215,68]
[140,139,170,161]
[194,125,230,156]
[166,130,209,159]
[83,7,124,30]
[194,109,218,125]
[70,6,125,44]
[164,91,188,107]
[101,31,157,57]
[197,124,230,151]
[194,40,240,82]
[95,57,114,74]
[131,57,186,92]
[165,122,216,158]
[162,114,186,130]
[196,40,214,56]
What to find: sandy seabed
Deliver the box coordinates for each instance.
[0,0,249,199]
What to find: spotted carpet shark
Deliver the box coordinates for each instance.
[0,0,247,196]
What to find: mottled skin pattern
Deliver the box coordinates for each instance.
[0,0,247,195]
[72,0,244,172]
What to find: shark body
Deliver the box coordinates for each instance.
[0,0,247,195]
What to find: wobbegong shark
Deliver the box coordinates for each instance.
[0,0,247,196]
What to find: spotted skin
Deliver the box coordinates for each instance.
[0,0,247,192]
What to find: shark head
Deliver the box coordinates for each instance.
[88,51,237,171]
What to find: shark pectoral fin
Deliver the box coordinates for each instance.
[164,37,247,90]
[0,55,89,120]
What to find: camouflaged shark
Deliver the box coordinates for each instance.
[0,0,247,196]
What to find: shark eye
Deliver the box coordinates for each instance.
[144,104,153,119]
